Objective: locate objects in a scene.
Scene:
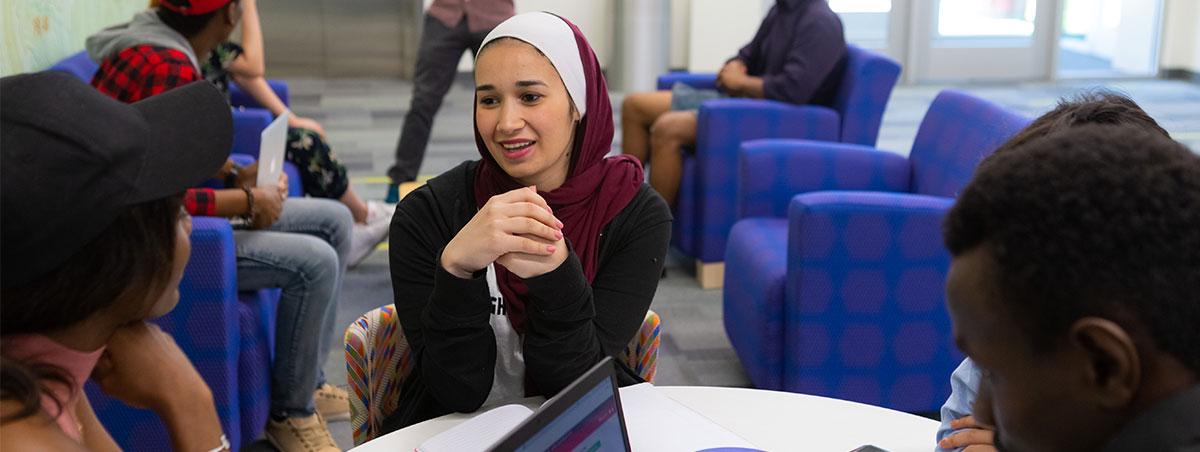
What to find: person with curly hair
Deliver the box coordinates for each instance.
[935,91,1174,452]
[941,124,1200,452]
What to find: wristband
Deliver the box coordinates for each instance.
[240,187,256,226]
[204,434,230,452]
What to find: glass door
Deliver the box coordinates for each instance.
[1057,0,1163,77]
[829,0,908,63]
[910,0,1057,81]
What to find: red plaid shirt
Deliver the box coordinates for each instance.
[92,45,217,216]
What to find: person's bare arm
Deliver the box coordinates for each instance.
[226,0,264,78]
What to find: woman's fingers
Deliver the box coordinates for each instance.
[950,415,991,430]
[500,217,562,243]
[499,202,562,230]
[501,233,558,256]
[493,186,552,213]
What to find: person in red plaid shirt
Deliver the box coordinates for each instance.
[86,1,350,450]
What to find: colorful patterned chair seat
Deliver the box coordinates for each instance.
[344,306,661,445]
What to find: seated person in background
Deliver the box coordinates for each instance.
[941,124,1200,452]
[92,0,390,265]
[88,4,352,447]
[620,0,846,207]
[382,12,672,431]
[0,73,229,451]
[936,92,1173,452]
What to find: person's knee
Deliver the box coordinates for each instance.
[650,113,692,144]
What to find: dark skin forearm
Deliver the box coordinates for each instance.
[211,189,252,217]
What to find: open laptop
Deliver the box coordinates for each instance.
[487,357,633,452]
[256,110,289,188]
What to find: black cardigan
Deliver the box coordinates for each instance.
[381,160,672,431]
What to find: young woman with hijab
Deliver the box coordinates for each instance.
[382,12,672,431]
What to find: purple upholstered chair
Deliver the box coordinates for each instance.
[722,90,1030,412]
[656,45,901,286]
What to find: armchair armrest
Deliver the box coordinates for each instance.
[738,139,912,219]
[783,191,962,412]
[687,99,840,263]
[656,72,718,91]
[229,79,290,108]
[231,108,272,158]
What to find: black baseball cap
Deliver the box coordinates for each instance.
[1,71,232,290]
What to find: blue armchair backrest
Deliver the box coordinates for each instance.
[908,90,1031,198]
[47,51,99,82]
[830,45,902,147]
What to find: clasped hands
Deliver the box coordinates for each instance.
[441,186,568,280]
[716,59,749,96]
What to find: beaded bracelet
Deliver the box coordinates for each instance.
[240,186,256,226]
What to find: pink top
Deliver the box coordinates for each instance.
[2,334,105,442]
[427,0,515,33]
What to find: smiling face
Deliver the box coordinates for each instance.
[945,244,1123,452]
[474,38,580,191]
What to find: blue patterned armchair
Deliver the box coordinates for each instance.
[656,45,901,286]
[722,90,1029,412]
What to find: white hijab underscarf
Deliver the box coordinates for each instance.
[477,11,588,116]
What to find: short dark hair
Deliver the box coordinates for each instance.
[944,125,1200,373]
[990,91,1169,156]
[1,195,184,335]
[156,7,219,38]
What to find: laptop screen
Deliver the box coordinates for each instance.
[514,375,626,452]
[489,357,632,452]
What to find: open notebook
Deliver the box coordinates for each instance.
[416,358,754,452]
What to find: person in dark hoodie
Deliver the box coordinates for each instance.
[620,0,846,207]
[85,1,349,450]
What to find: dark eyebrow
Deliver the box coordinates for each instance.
[516,80,547,87]
[476,84,495,92]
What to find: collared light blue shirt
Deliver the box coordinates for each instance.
[936,358,981,452]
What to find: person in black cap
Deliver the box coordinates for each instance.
[0,72,229,450]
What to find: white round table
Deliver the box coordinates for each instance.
[350,386,939,452]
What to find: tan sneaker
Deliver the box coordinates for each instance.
[265,412,341,452]
[313,383,351,422]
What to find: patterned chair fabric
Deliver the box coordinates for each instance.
[723,90,1029,412]
[657,45,901,263]
[345,307,662,446]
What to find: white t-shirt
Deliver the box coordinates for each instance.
[480,264,527,408]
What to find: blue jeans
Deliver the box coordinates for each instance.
[234,198,351,418]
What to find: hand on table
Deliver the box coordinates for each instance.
[939,415,996,451]
[441,186,564,279]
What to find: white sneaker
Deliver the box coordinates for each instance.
[347,218,389,267]
[365,201,396,225]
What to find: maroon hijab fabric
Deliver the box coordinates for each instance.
[472,15,644,333]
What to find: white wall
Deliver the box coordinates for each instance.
[1160,0,1200,72]
[444,0,614,71]
[686,0,772,72]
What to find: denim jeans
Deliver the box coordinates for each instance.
[233,198,351,418]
